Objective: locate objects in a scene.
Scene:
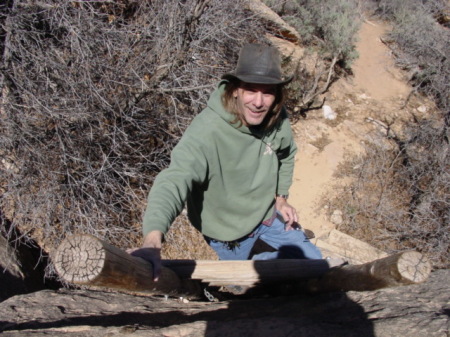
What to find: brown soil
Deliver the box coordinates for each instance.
[289,20,414,240]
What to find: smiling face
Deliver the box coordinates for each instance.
[234,83,277,127]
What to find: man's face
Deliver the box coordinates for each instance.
[234,82,277,126]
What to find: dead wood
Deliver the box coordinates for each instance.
[54,235,431,298]
[308,251,431,292]
[53,234,187,296]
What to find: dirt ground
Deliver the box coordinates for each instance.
[289,20,412,239]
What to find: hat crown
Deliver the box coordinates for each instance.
[222,44,292,85]
[236,44,282,80]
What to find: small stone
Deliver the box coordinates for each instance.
[359,93,369,100]
[330,210,344,225]
[323,105,337,120]
[417,105,427,113]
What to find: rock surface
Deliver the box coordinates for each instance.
[0,270,448,337]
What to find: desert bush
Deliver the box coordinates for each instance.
[331,115,449,269]
[374,0,450,116]
[162,213,217,260]
[0,0,267,253]
[326,0,450,268]
[265,0,361,67]
[262,0,361,112]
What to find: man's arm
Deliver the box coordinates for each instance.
[276,116,297,195]
[276,116,298,228]
[132,118,210,280]
[142,129,210,238]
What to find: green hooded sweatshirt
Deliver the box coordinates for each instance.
[142,81,297,241]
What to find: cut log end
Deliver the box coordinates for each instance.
[397,251,431,284]
[54,234,186,296]
[308,250,432,293]
[53,234,105,284]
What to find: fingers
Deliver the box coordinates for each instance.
[152,260,161,282]
[285,222,295,231]
[128,247,162,282]
[282,207,298,227]
[275,198,298,228]
[138,230,163,281]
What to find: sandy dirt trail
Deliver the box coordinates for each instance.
[289,21,410,239]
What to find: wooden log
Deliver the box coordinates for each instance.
[54,235,345,290]
[163,258,346,286]
[307,251,431,292]
[53,234,186,296]
[54,235,431,296]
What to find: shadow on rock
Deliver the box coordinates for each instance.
[0,288,373,337]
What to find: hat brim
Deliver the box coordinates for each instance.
[221,73,293,86]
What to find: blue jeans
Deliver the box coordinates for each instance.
[207,215,322,260]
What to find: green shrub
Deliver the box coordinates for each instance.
[264,0,361,68]
[262,0,361,112]
[375,0,450,114]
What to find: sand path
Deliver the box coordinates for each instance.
[289,21,410,238]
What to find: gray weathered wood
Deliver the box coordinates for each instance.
[163,258,345,286]
[54,235,431,296]
[308,250,431,292]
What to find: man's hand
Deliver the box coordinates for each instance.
[275,196,298,230]
[127,230,163,282]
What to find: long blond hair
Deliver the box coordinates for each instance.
[221,78,286,131]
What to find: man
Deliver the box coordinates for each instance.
[132,44,322,281]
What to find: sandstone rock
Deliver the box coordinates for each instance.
[316,229,388,265]
[0,270,448,336]
[330,210,343,225]
[246,0,301,43]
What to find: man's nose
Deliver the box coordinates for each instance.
[253,91,264,108]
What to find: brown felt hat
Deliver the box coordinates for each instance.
[222,43,293,85]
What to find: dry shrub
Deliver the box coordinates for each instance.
[264,0,361,64]
[323,0,450,269]
[263,0,362,112]
[330,115,449,269]
[374,0,450,116]
[0,0,267,253]
[162,213,217,260]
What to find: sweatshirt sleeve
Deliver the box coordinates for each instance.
[276,116,297,196]
[142,123,209,237]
